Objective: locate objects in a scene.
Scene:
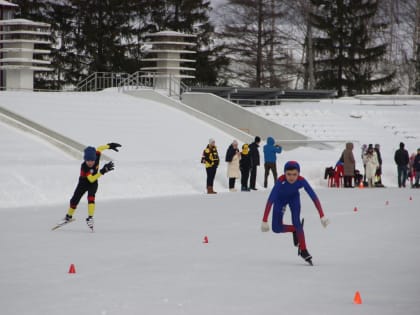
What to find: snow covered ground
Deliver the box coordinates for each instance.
[0,90,419,315]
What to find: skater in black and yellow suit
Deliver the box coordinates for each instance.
[58,142,121,229]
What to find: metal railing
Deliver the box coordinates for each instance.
[76,72,130,91]
[117,71,190,98]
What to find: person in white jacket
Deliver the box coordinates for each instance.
[362,145,379,188]
[225,140,241,192]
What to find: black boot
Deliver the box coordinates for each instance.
[298,248,313,265]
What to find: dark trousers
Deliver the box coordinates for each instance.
[264,162,278,188]
[250,166,258,189]
[397,166,408,187]
[70,181,98,208]
[206,166,217,187]
[343,176,353,187]
[241,168,250,188]
[229,178,236,189]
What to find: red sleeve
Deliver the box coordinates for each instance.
[262,201,273,222]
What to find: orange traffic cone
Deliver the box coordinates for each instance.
[353,291,362,304]
[203,236,209,244]
[358,181,364,189]
[68,264,76,274]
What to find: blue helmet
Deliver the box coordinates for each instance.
[284,160,300,173]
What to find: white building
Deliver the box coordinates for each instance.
[0,0,51,90]
[141,30,196,95]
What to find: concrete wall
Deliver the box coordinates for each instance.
[181,92,314,150]
[0,105,111,161]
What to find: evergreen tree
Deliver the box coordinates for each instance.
[310,0,396,96]
[216,0,288,88]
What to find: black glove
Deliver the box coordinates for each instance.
[107,142,122,152]
[100,161,115,175]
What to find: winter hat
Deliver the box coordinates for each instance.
[84,146,97,161]
[241,144,249,155]
[284,161,300,173]
[255,136,261,143]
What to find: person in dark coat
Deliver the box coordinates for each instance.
[413,148,420,188]
[248,136,261,190]
[374,144,383,186]
[394,142,410,188]
[240,144,251,191]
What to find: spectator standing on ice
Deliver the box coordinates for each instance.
[225,140,241,192]
[260,161,330,265]
[203,138,220,194]
[248,136,261,190]
[360,144,367,182]
[240,143,251,191]
[394,142,409,188]
[263,137,282,188]
[374,144,383,186]
[362,145,379,188]
[342,142,355,187]
[413,148,420,188]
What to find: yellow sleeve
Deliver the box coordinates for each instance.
[87,172,102,183]
[96,144,110,153]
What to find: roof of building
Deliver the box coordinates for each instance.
[0,0,18,7]
[189,87,337,100]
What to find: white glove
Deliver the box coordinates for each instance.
[261,221,270,232]
[321,217,330,228]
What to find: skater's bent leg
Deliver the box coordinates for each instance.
[68,184,86,216]
[271,205,295,233]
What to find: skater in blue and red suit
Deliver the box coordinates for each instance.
[261,161,330,264]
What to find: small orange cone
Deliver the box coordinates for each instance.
[358,181,364,189]
[353,291,362,304]
[354,206,358,212]
[68,264,76,274]
[203,236,209,244]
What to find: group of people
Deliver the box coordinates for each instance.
[335,141,420,188]
[53,138,330,265]
[202,136,283,193]
[336,142,382,188]
[396,142,420,188]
